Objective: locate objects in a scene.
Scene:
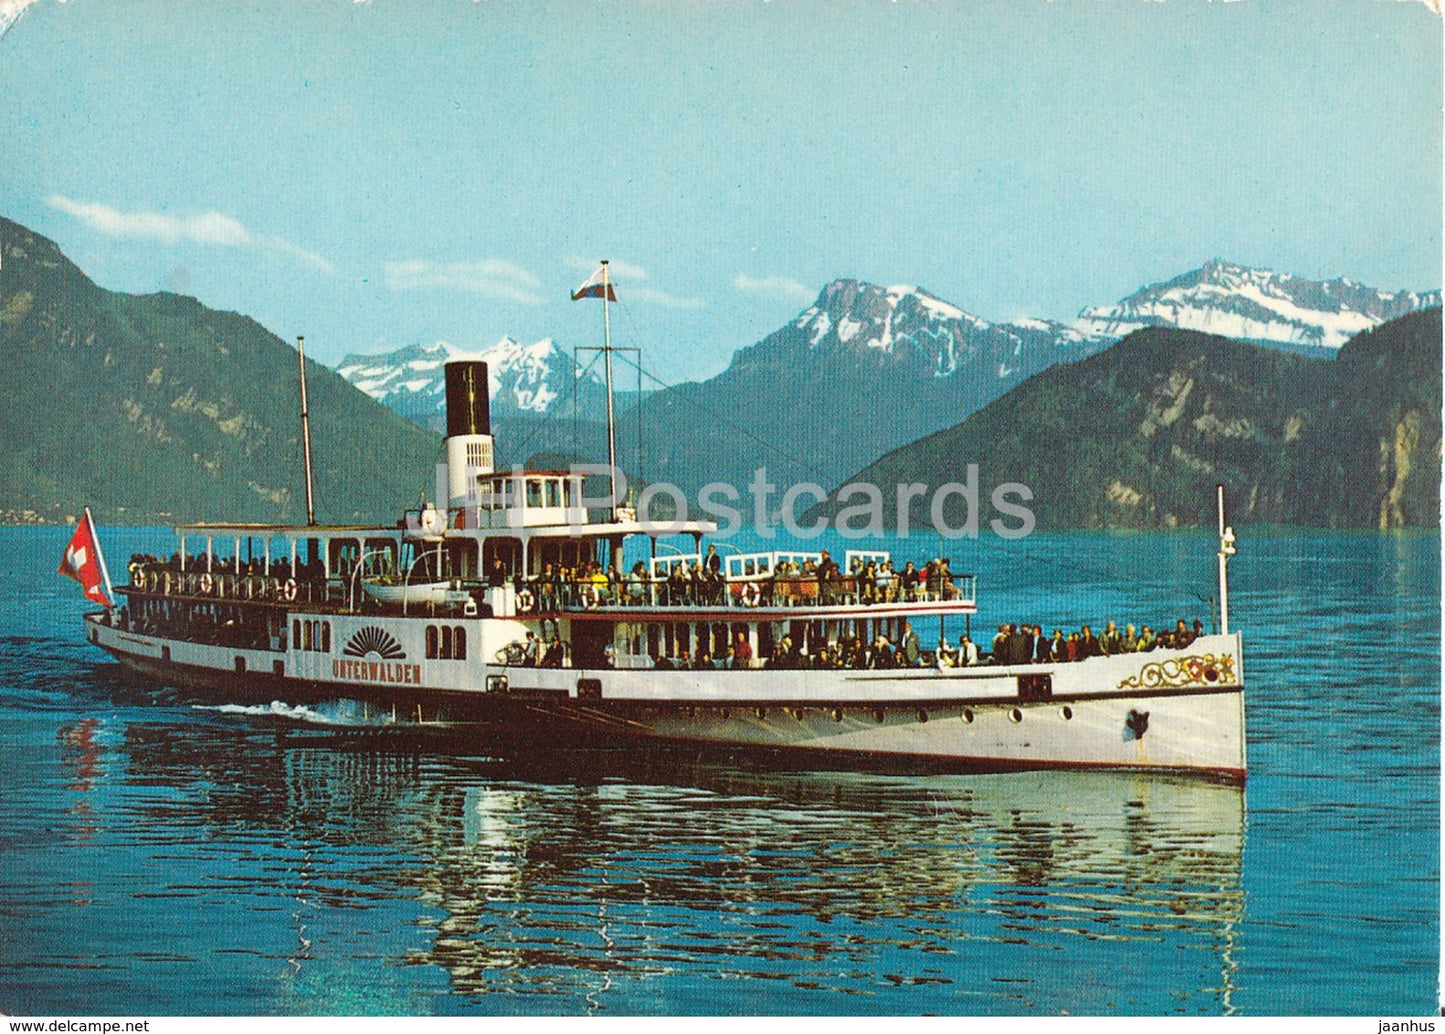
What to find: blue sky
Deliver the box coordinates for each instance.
[1,0,1440,382]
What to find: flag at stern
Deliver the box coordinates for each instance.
[58,507,115,608]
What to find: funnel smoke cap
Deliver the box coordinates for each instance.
[444,360,491,438]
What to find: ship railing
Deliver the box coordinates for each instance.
[124,562,330,606]
[521,572,975,613]
[718,549,896,580]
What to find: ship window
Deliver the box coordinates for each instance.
[321,622,331,653]
[440,625,453,659]
[545,479,560,507]
[302,621,312,651]
[526,480,543,507]
[363,538,398,576]
[292,619,300,647]
[454,626,467,660]
[426,625,438,659]
[447,538,479,579]
[328,538,361,577]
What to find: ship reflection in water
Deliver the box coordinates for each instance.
[84,716,1244,1015]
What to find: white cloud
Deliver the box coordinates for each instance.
[45,194,334,272]
[384,259,544,304]
[626,285,704,310]
[565,256,649,281]
[734,273,814,304]
[603,259,650,282]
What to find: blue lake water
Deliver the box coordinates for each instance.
[0,525,1437,1016]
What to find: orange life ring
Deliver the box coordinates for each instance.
[282,578,298,602]
[741,582,761,607]
[199,572,214,594]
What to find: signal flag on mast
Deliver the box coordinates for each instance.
[571,264,617,302]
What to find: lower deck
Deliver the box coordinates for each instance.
[86,610,1247,781]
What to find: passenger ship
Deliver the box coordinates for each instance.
[80,270,1247,781]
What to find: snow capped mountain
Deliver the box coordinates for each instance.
[1074,259,1442,349]
[786,279,1107,381]
[335,337,603,430]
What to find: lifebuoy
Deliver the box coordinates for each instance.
[199,572,214,594]
[134,569,147,590]
[162,571,173,594]
[282,578,298,602]
[516,588,535,612]
[741,581,761,607]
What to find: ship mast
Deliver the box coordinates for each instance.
[600,260,619,521]
[1216,483,1235,634]
[298,335,317,526]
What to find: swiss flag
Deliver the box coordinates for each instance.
[58,510,114,608]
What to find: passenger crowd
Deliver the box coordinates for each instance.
[647,615,1210,672]
[514,548,962,610]
[982,618,1208,665]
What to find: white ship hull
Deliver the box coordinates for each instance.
[87,612,1246,781]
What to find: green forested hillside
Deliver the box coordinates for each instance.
[820,312,1441,530]
[1,216,441,525]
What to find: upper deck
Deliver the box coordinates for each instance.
[119,537,976,621]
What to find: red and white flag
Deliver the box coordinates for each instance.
[58,508,115,608]
[571,264,617,302]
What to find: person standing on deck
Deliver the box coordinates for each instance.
[900,621,921,667]
[733,631,753,669]
[1099,621,1123,655]
[816,549,839,602]
[991,624,1009,663]
[1033,625,1051,664]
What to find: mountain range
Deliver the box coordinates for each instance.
[339,261,1440,497]
[1074,259,1441,352]
[2,211,1439,529]
[335,336,616,435]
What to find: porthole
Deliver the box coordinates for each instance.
[756,706,767,720]
[962,708,974,724]
[917,709,929,724]
[720,708,731,720]
[832,708,844,723]
[1010,708,1023,723]
[793,708,805,721]
[874,708,885,724]
[1060,706,1074,721]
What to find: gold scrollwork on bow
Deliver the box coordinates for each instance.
[1116,653,1236,691]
